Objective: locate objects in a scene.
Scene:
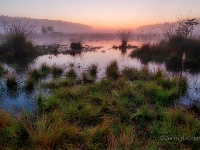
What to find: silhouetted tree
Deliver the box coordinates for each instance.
[117,29,131,48]
[176,18,199,38]
[163,18,199,38]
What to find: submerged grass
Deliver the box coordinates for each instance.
[1,61,199,149]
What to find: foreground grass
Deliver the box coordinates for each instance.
[0,62,199,149]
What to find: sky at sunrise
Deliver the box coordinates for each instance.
[0,0,200,30]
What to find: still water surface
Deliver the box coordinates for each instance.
[0,36,199,113]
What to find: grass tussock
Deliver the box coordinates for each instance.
[66,68,77,81]
[0,61,196,149]
[40,63,51,73]
[6,76,18,89]
[51,66,63,78]
[70,36,84,50]
[27,65,64,82]
[106,60,120,80]
[88,64,98,78]
[24,77,35,92]
[29,69,45,81]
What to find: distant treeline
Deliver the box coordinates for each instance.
[0,15,93,34]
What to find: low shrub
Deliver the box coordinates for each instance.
[0,19,38,58]
[70,36,84,50]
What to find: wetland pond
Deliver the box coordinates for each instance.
[0,35,200,113]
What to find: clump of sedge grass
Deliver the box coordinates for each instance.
[66,68,77,80]
[81,72,94,84]
[70,42,82,50]
[88,64,98,78]
[51,66,63,78]
[121,67,140,81]
[29,69,43,81]
[106,60,119,80]
[81,72,89,83]
[28,65,52,81]
[6,76,18,89]
[70,36,84,50]
[155,68,163,78]
[24,77,34,92]
[40,63,51,73]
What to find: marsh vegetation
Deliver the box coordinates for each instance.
[1,62,198,150]
[131,18,200,72]
[0,17,199,149]
[0,20,38,58]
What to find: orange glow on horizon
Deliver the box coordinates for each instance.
[61,17,166,32]
[1,0,200,33]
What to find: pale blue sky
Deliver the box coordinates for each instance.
[0,0,200,29]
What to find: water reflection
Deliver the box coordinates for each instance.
[136,56,200,73]
[179,73,200,105]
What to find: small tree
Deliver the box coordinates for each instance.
[117,29,131,48]
[163,18,199,39]
[176,18,199,38]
